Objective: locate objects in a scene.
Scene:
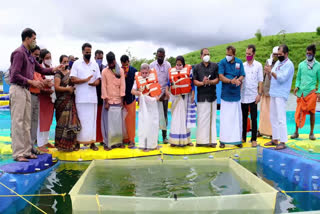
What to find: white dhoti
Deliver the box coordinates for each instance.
[196,100,217,145]
[270,97,288,143]
[219,99,242,145]
[36,124,50,147]
[169,94,191,146]
[138,95,159,149]
[76,103,97,144]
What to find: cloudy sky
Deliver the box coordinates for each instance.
[0,0,319,70]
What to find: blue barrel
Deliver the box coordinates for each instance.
[2,74,10,93]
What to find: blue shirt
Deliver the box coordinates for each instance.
[269,58,294,100]
[218,57,245,102]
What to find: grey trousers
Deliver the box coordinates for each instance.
[30,94,39,146]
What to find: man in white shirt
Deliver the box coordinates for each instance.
[150,48,171,144]
[241,45,263,147]
[71,43,101,151]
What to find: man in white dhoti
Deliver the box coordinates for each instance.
[193,48,219,148]
[218,46,245,148]
[70,43,101,151]
[264,45,294,150]
[131,63,161,152]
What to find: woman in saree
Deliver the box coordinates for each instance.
[166,56,195,147]
[54,55,81,151]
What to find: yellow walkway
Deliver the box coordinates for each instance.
[1,134,319,160]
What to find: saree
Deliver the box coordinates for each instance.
[54,71,81,151]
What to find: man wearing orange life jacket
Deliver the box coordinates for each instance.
[132,63,161,152]
[166,56,196,147]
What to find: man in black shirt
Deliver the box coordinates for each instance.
[193,48,219,147]
[121,55,137,148]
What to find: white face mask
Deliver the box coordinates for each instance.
[203,55,210,63]
[44,59,52,66]
[226,55,233,62]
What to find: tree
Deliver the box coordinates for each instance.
[317,27,320,36]
[167,56,176,66]
[277,30,286,44]
[255,29,262,41]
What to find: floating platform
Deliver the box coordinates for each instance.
[1,135,319,161]
[0,154,59,213]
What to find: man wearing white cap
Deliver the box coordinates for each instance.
[257,46,278,138]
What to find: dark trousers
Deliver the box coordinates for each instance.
[241,102,257,142]
[161,100,168,140]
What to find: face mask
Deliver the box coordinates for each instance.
[307,54,314,61]
[278,55,285,62]
[30,40,37,49]
[157,58,164,65]
[246,55,253,61]
[84,54,91,61]
[176,65,183,70]
[203,55,210,63]
[44,59,52,66]
[96,59,102,66]
[226,55,233,62]
[69,61,74,68]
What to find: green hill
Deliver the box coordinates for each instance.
[182,32,320,90]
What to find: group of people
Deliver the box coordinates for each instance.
[8,28,320,162]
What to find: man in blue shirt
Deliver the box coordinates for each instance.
[264,45,294,150]
[218,46,245,148]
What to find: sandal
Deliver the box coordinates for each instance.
[170,144,176,147]
[251,141,258,147]
[104,145,112,151]
[38,146,49,153]
[236,144,243,148]
[290,133,299,139]
[119,144,125,149]
[219,143,225,148]
[74,143,80,151]
[15,156,29,162]
[128,141,135,148]
[309,134,316,141]
[209,144,217,148]
[257,131,262,137]
[25,154,38,159]
[264,141,278,146]
[143,149,149,152]
[187,143,193,146]
[46,143,55,148]
[32,147,42,155]
[90,143,99,151]
[163,139,169,144]
[275,142,286,150]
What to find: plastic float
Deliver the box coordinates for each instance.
[0,154,59,213]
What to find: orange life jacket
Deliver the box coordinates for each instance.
[169,65,192,95]
[135,69,162,97]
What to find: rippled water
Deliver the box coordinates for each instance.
[78,163,252,198]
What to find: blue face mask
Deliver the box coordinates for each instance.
[69,61,74,68]
[96,59,102,66]
[306,54,314,61]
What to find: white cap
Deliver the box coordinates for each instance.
[273,46,279,54]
